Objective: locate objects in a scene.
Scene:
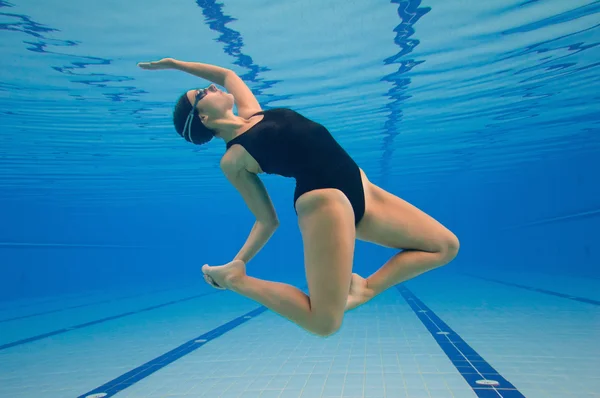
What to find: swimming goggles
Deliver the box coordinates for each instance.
[182,84,219,142]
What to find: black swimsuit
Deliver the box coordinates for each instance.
[225,108,366,225]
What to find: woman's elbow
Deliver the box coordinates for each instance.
[260,218,279,230]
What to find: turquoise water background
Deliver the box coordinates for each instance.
[1,0,599,397]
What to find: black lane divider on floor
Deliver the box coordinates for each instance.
[0,285,197,324]
[78,305,268,398]
[464,273,600,306]
[0,294,83,312]
[0,291,221,351]
[397,285,526,398]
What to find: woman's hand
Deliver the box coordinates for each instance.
[137,58,176,70]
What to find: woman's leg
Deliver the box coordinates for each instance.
[202,188,356,337]
[346,180,460,310]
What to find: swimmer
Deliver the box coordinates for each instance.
[137,58,459,337]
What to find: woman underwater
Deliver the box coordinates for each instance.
[137,58,459,337]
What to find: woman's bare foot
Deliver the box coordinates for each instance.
[202,260,246,290]
[345,273,375,311]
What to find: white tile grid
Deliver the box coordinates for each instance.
[9,272,594,398]
[0,292,261,398]
[407,273,600,398]
[118,289,475,398]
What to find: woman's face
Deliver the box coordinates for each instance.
[186,84,235,124]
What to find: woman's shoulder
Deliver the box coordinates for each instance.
[220,143,246,171]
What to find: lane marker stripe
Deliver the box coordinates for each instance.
[463,273,600,306]
[0,291,221,351]
[397,285,526,398]
[78,306,267,398]
[0,285,195,324]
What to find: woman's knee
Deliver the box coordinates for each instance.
[439,231,460,263]
[312,312,344,337]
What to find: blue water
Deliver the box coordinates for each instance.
[1,0,599,397]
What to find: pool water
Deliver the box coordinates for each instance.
[1,0,599,397]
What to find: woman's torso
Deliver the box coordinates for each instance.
[225,108,357,180]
